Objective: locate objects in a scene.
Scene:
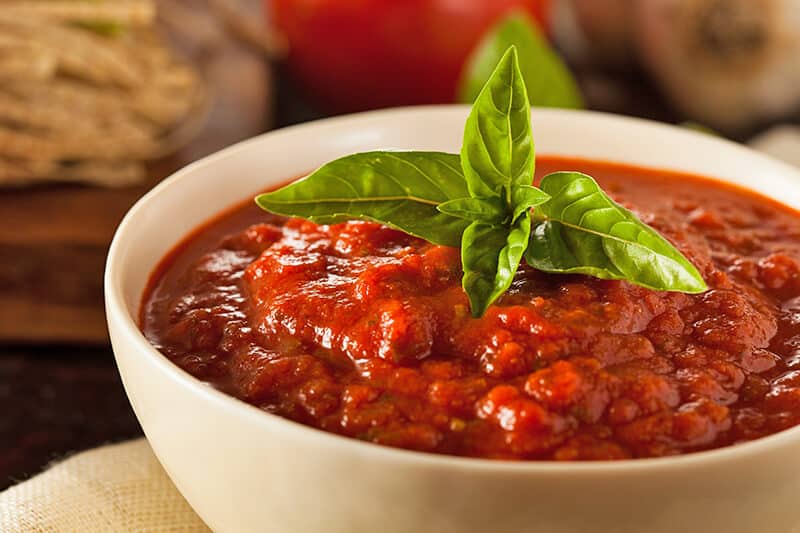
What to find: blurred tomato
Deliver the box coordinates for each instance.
[269,0,550,113]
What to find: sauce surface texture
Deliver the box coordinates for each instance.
[142,158,800,460]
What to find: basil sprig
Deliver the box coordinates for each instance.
[256,47,708,318]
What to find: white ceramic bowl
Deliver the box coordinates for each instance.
[106,106,800,533]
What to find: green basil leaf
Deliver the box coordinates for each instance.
[460,46,535,200]
[462,215,531,318]
[511,184,550,220]
[458,12,584,110]
[437,196,507,222]
[525,171,708,293]
[255,151,469,247]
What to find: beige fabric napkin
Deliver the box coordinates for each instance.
[0,439,209,532]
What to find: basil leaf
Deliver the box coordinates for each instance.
[460,46,535,200]
[525,172,708,293]
[458,12,584,110]
[461,215,531,318]
[512,184,550,220]
[255,151,469,247]
[437,197,507,222]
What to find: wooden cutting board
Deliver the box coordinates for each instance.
[0,1,273,344]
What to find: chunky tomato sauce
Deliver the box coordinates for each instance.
[141,157,800,460]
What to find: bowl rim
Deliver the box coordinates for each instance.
[106,104,800,474]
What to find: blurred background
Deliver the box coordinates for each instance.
[2,0,799,490]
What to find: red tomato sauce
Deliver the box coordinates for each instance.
[141,157,800,460]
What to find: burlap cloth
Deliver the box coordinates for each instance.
[0,439,210,532]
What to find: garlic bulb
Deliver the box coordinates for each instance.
[552,0,636,65]
[635,0,800,132]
